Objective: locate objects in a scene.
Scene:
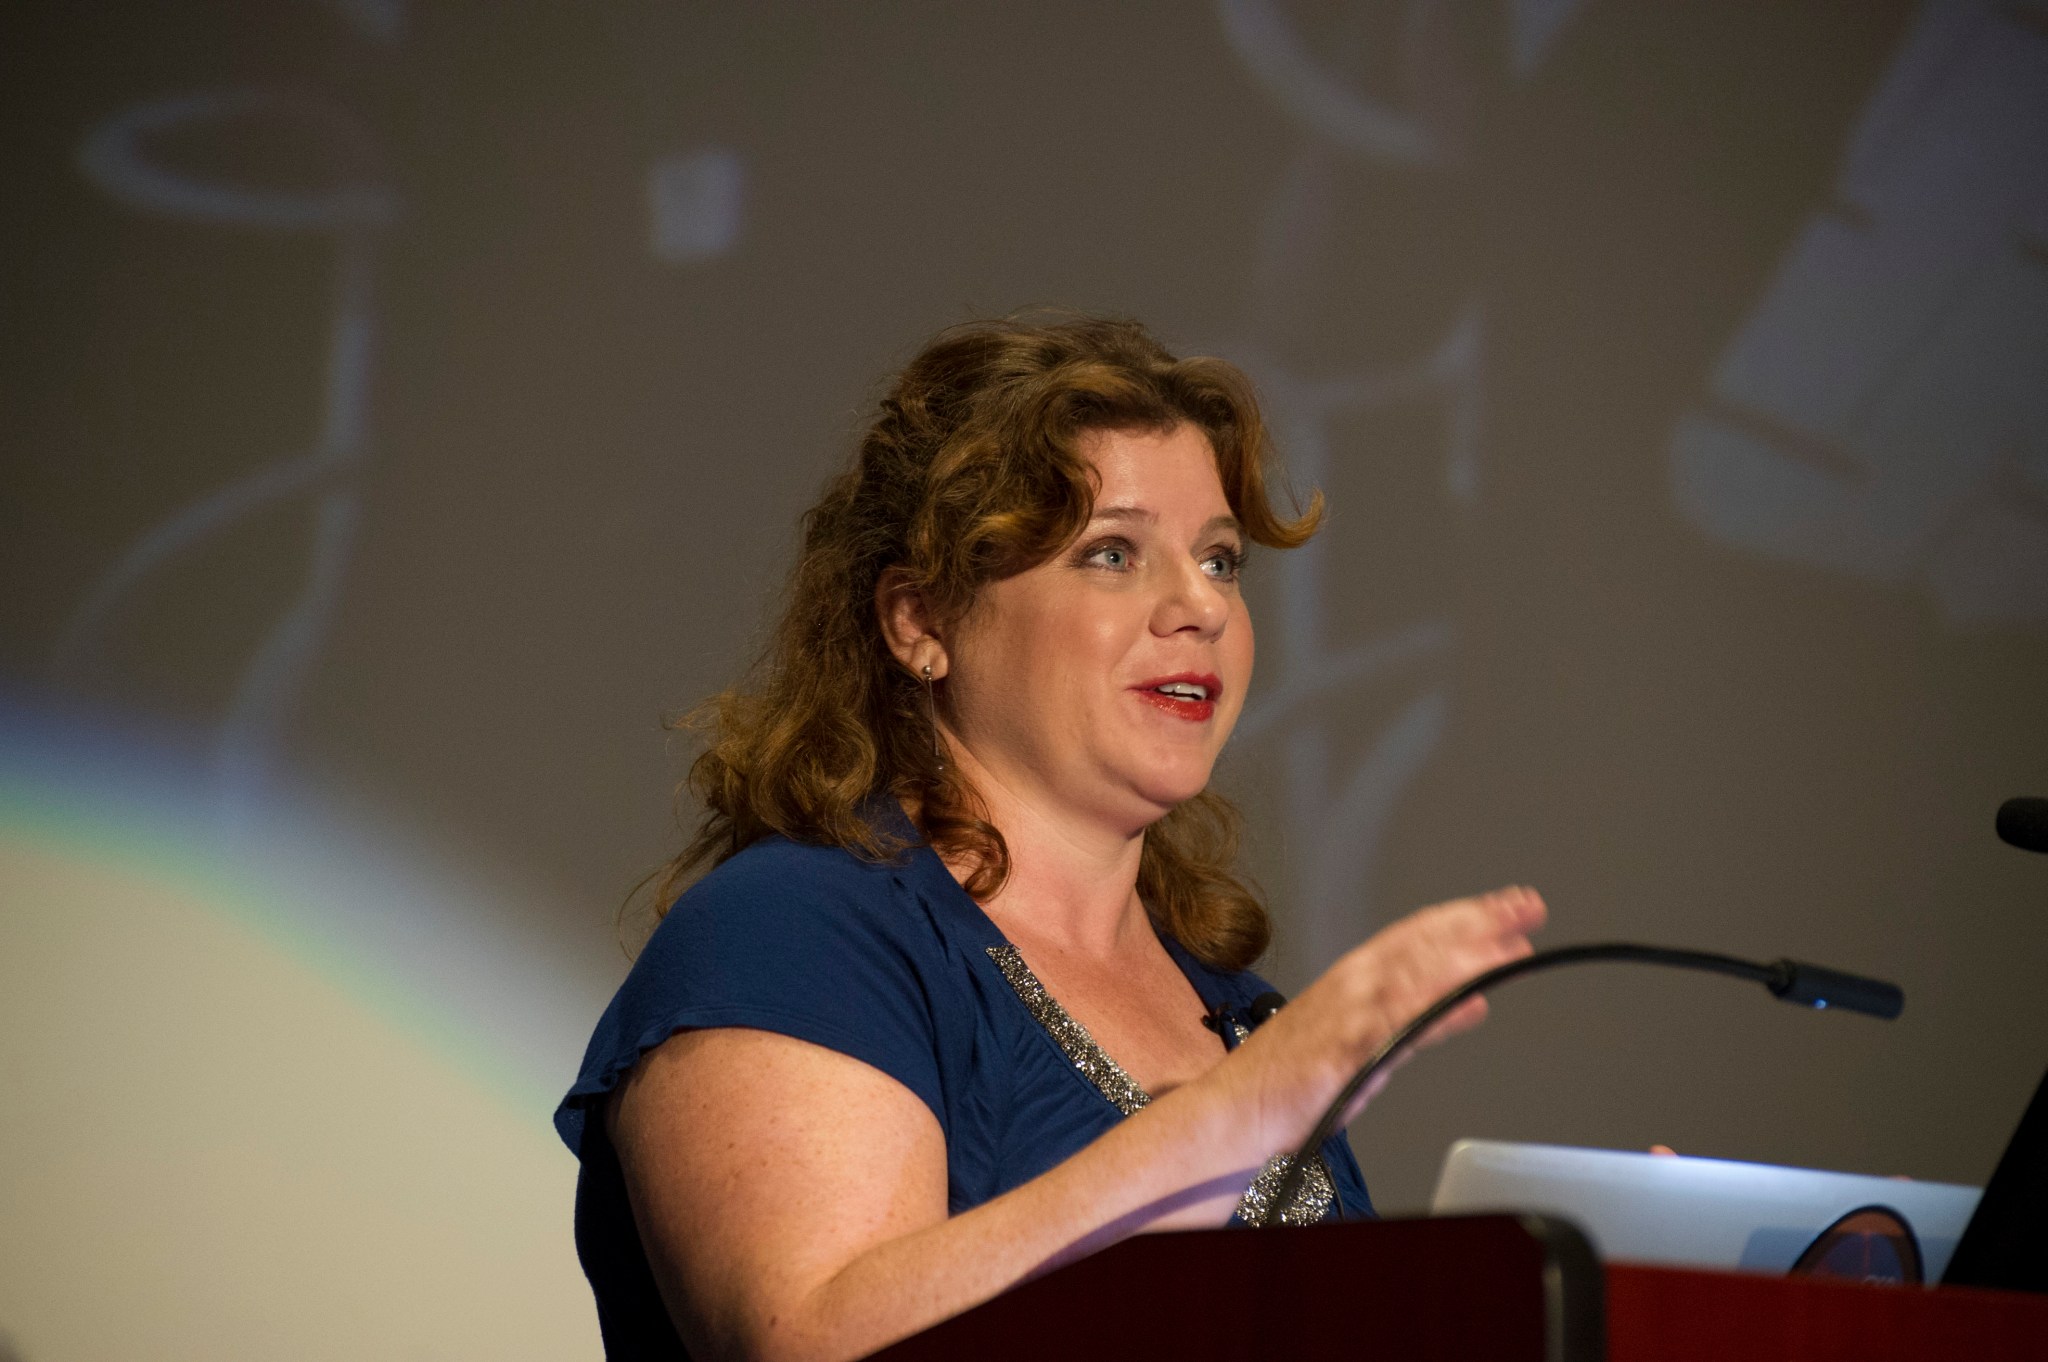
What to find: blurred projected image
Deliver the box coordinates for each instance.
[1672,0,2048,626]
[0,709,598,1360]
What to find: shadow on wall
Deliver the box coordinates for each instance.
[0,706,604,1361]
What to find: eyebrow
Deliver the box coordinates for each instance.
[1091,505,1242,536]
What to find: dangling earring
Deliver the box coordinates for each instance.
[922,663,944,771]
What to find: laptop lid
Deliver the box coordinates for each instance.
[1431,1140,1981,1280]
[1941,1065,2048,1293]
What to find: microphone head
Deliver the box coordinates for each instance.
[1996,798,2048,854]
[1767,960,1905,1019]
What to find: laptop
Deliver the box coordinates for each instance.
[1430,1141,1979,1281]
[1431,1065,2048,1290]
[1941,1065,2048,1292]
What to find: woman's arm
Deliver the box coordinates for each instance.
[609,885,1545,1362]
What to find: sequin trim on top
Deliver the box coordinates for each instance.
[1235,1150,1336,1227]
[983,943,1335,1225]
[985,942,1147,1116]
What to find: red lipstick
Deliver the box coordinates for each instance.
[1131,673,1222,723]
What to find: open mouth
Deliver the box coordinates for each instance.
[1133,674,1221,722]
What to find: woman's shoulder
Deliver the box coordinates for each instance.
[558,830,961,1156]
[634,821,997,990]
[659,829,922,937]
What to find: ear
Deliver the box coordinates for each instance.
[874,567,949,680]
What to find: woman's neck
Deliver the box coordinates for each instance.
[936,745,1152,958]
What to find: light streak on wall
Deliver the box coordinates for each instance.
[0,701,602,1357]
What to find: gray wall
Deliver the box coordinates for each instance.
[5,1,2047,1353]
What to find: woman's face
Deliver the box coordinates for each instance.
[943,423,1254,834]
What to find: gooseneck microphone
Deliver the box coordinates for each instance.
[1997,798,2048,854]
[1260,942,1905,1223]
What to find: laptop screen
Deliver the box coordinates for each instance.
[1941,1065,2048,1293]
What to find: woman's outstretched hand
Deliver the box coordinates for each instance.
[1205,885,1547,1163]
[611,886,1545,1362]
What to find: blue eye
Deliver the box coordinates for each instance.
[1083,541,1133,570]
[1202,547,1245,581]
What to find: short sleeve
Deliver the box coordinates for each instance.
[553,837,946,1157]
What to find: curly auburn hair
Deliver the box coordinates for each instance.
[657,314,1321,971]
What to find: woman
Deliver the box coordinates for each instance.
[555,316,1544,1362]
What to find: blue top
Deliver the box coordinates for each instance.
[555,809,1373,1358]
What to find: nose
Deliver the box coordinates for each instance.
[1151,556,1230,638]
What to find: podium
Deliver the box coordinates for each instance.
[871,1215,2048,1360]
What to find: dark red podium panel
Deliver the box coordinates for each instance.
[871,1214,2048,1361]
[1607,1263,2048,1362]
[873,1214,1601,1361]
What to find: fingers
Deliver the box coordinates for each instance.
[1226,883,1548,1153]
[1359,885,1545,1050]
[1401,884,1543,977]
[1405,885,1543,951]
[1473,883,1546,940]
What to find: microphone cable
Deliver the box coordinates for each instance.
[1261,942,1904,1224]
